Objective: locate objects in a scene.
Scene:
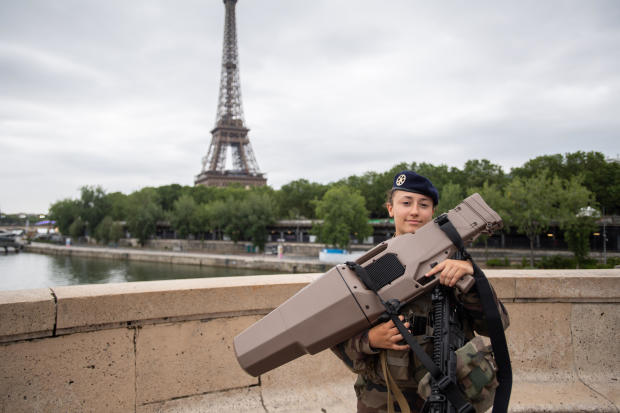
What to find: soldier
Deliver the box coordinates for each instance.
[331,170,509,413]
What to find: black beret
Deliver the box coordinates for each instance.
[392,170,439,205]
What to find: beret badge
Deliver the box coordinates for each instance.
[396,174,407,186]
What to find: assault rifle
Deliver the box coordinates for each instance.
[234,193,511,411]
[425,284,469,413]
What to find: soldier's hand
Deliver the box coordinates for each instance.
[368,316,410,351]
[424,259,473,287]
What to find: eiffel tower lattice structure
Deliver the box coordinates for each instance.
[195,0,266,188]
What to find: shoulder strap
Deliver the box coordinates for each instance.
[435,214,512,413]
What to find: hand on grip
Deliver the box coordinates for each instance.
[425,259,474,290]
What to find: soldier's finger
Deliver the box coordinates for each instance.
[425,261,445,277]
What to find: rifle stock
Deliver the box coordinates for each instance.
[234,193,502,377]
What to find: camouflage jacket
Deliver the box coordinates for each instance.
[330,274,509,413]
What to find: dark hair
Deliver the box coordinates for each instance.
[385,188,396,206]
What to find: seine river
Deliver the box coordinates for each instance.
[0,252,279,291]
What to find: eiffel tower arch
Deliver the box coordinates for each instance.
[195,0,267,188]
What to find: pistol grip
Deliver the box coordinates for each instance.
[455,274,475,293]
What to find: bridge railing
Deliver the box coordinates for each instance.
[1,270,618,412]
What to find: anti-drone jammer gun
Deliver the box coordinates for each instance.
[234,193,502,377]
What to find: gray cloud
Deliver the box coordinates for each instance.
[1,0,619,213]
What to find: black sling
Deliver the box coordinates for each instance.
[434,214,512,413]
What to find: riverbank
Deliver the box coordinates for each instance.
[25,241,619,273]
[25,242,334,273]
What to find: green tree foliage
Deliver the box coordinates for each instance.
[460,159,507,189]
[105,192,129,221]
[202,200,229,240]
[69,216,85,239]
[435,182,464,215]
[467,181,510,258]
[156,184,185,211]
[223,197,245,243]
[78,186,110,236]
[564,217,597,266]
[126,189,163,246]
[504,171,595,266]
[503,171,556,266]
[49,198,81,234]
[170,194,199,238]
[511,151,619,214]
[49,186,109,237]
[45,151,612,255]
[554,176,598,265]
[276,179,328,219]
[94,216,114,244]
[239,192,277,251]
[109,221,125,244]
[313,186,372,249]
[469,181,509,217]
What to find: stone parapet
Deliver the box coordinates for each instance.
[1,270,619,412]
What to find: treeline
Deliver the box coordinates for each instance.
[48,151,618,263]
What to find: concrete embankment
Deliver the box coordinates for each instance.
[25,242,617,276]
[1,269,619,412]
[25,242,333,273]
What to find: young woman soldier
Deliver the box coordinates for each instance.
[331,170,509,413]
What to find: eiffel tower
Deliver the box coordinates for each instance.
[195,0,266,188]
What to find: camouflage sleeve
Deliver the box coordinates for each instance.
[454,281,510,336]
[330,329,380,375]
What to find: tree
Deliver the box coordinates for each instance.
[203,200,229,240]
[511,154,564,180]
[106,192,129,221]
[156,184,186,212]
[565,151,619,215]
[240,192,277,251]
[564,216,597,266]
[126,189,163,246]
[69,217,86,239]
[435,182,464,215]
[109,221,125,244]
[48,198,81,234]
[313,186,372,249]
[554,176,597,266]
[503,171,556,267]
[460,159,507,189]
[94,216,114,244]
[468,181,510,259]
[170,194,199,238]
[275,179,327,219]
[511,151,619,214]
[78,186,110,236]
[504,171,596,267]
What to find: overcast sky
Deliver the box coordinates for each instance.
[1,1,619,213]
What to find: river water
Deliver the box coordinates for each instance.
[0,252,280,291]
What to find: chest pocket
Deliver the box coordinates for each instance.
[384,315,430,383]
[385,348,410,381]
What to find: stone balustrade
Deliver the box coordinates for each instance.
[1,270,619,412]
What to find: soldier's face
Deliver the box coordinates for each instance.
[387,190,434,236]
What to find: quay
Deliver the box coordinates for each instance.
[24,242,334,273]
[23,241,619,275]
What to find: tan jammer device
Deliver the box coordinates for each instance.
[234,193,503,377]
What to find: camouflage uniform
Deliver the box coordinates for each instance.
[331,279,509,413]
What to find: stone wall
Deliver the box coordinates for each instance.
[1,270,619,412]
